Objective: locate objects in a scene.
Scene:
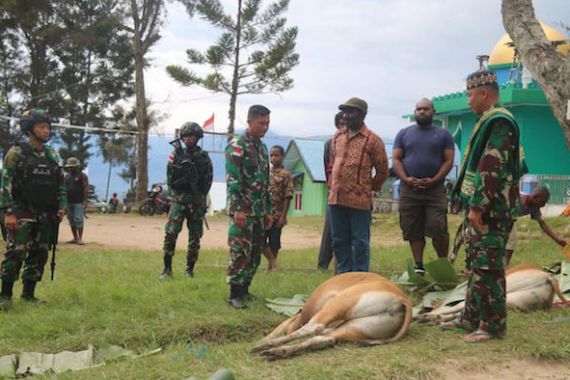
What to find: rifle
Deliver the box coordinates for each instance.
[50,216,61,281]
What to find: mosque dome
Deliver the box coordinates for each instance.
[488,22,569,66]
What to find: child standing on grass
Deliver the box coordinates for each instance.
[263,145,294,271]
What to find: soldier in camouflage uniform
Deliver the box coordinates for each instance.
[444,70,522,342]
[0,109,67,310]
[262,145,294,271]
[160,122,213,280]
[226,105,272,308]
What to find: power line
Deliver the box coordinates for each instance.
[0,115,137,135]
[0,114,331,141]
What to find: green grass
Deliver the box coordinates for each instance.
[1,214,569,379]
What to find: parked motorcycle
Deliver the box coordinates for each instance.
[139,185,172,216]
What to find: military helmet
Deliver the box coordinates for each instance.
[20,108,51,134]
[179,122,203,140]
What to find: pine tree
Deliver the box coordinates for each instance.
[53,0,135,165]
[167,0,299,139]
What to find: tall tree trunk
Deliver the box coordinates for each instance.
[134,48,149,203]
[227,0,242,141]
[502,0,570,150]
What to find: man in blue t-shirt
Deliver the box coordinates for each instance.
[392,98,455,275]
[505,186,567,266]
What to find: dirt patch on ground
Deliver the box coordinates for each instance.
[441,358,570,380]
[58,213,323,251]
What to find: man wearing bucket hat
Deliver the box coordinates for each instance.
[443,69,524,343]
[64,157,89,245]
[328,97,389,274]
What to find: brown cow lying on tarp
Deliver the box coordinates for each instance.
[251,272,413,360]
[418,263,568,324]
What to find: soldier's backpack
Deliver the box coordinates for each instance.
[13,142,60,212]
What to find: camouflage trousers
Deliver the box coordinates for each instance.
[1,211,55,283]
[163,201,204,263]
[226,216,265,286]
[460,216,513,337]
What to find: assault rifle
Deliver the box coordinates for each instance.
[50,215,61,281]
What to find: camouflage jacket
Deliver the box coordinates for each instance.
[167,145,213,205]
[225,131,271,217]
[457,106,521,221]
[1,142,67,213]
[270,165,294,220]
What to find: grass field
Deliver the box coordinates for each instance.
[1,214,569,379]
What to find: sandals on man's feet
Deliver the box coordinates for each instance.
[463,329,493,343]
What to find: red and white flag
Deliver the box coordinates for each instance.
[203,113,215,130]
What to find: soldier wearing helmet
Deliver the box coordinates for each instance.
[160,122,213,279]
[0,108,67,310]
[64,157,89,245]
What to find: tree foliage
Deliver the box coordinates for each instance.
[502,0,570,149]
[167,0,299,138]
[0,0,135,166]
[53,0,135,164]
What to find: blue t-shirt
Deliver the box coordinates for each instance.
[393,124,454,181]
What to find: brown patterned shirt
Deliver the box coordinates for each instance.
[328,124,389,210]
[270,166,294,220]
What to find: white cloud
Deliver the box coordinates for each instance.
[143,0,570,140]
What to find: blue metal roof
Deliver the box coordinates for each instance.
[285,139,328,182]
[284,138,394,183]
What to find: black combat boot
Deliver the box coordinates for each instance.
[21,280,42,303]
[228,284,247,309]
[160,255,173,280]
[0,280,14,310]
[243,282,257,301]
[185,260,196,278]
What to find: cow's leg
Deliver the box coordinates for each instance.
[258,335,336,361]
[418,301,465,324]
[548,277,567,303]
[263,314,302,340]
[251,319,326,353]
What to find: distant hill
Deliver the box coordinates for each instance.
[86,130,300,200]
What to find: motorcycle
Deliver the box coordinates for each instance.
[139,185,172,216]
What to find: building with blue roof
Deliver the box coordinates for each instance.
[284,138,394,216]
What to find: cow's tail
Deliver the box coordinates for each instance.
[548,276,567,304]
[358,298,413,346]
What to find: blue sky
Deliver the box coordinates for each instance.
[145,0,570,140]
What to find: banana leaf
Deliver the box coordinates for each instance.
[265,294,308,316]
[424,258,460,290]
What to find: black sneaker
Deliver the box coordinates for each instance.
[159,269,173,280]
[414,268,426,277]
[185,270,194,278]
